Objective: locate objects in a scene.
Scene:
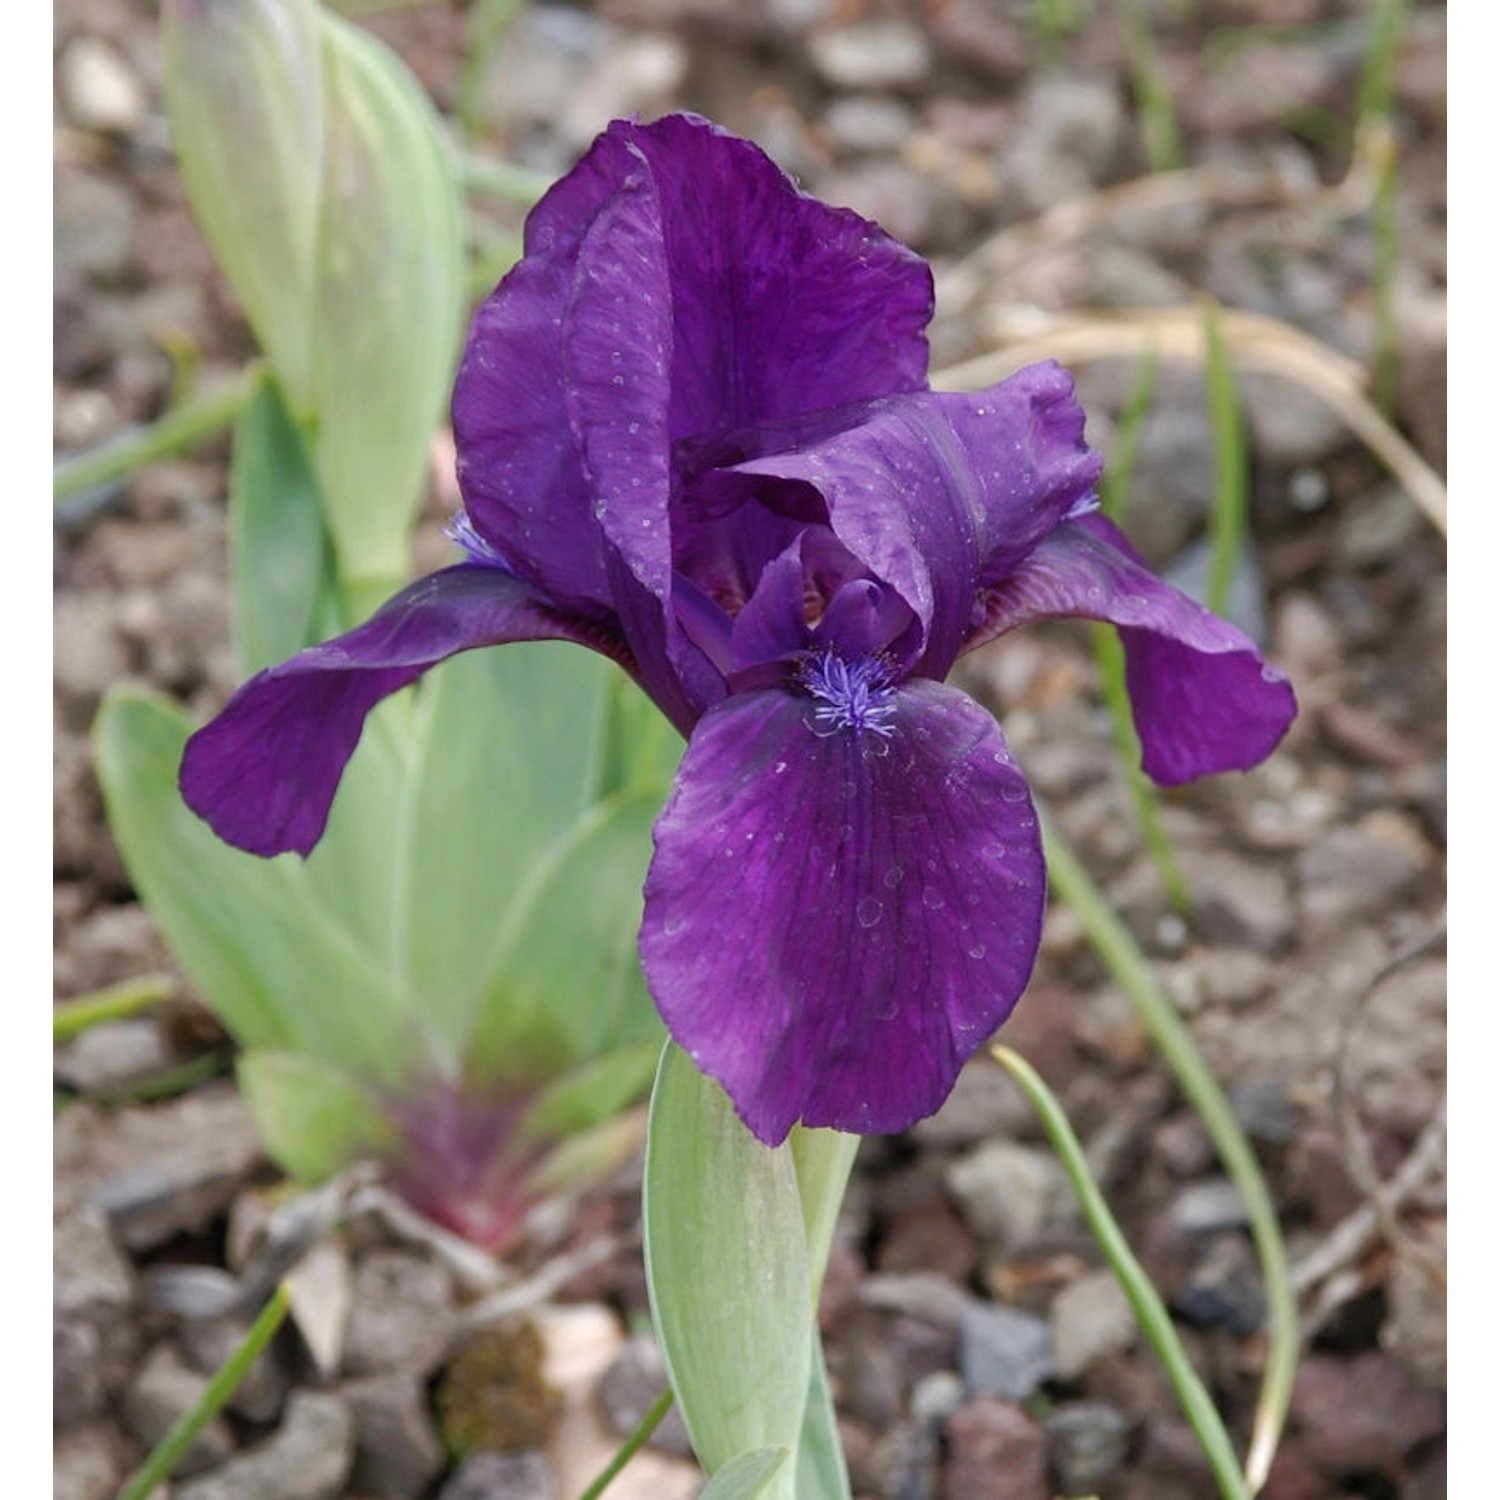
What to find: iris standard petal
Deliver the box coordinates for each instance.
[639,679,1047,1145]
[970,514,1297,784]
[180,565,632,858]
[705,365,1102,677]
[531,113,934,441]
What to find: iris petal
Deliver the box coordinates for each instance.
[969,514,1297,784]
[180,565,631,858]
[640,679,1046,1144]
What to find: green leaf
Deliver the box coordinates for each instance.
[238,1050,398,1182]
[521,1044,663,1141]
[698,1447,792,1500]
[796,1335,851,1500]
[229,373,337,676]
[94,688,421,1087]
[391,641,615,1052]
[310,12,466,601]
[162,0,325,410]
[789,1127,860,1301]
[465,781,668,1083]
[643,1044,810,1488]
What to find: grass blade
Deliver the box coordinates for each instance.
[1202,299,1249,618]
[1040,812,1297,1492]
[117,1285,290,1500]
[53,974,178,1043]
[576,1388,677,1500]
[1120,0,1185,172]
[991,1045,1249,1499]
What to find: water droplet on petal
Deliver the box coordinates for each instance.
[857,897,883,928]
[921,887,946,912]
[968,944,987,960]
[883,866,904,889]
[1001,782,1028,803]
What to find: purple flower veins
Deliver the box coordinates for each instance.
[179,113,1297,1147]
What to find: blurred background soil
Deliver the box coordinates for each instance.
[54,2,1446,1498]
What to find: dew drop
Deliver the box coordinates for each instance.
[921,887,946,912]
[883,866,904,889]
[774,761,788,774]
[856,897,883,928]
[968,943,987,960]
[1000,782,1027,803]
[663,916,687,937]
[874,994,898,1021]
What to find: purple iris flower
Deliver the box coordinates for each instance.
[181,114,1295,1146]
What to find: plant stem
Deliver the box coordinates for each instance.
[117,1285,290,1500]
[1203,299,1248,618]
[991,1045,1250,1500]
[577,1387,677,1500]
[53,973,179,1043]
[457,151,553,206]
[54,368,261,504]
[1040,812,1297,1492]
[1119,0,1185,171]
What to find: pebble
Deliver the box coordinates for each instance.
[944,1398,1049,1500]
[1230,1076,1300,1145]
[1292,1350,1446,1472]
[1172,1233,1265,1336]
[60,36,149,135]
[958,1300,1054,1402]
[74,1085,264,1251]
[343,1250,459,1378]
[1383,1231,1447,1389]
[343,1373,447,1499]
[596,1335,693,1457]
[1240,371,1347,469]
[1296,815,1429,929]
[178,1309,291,1422]
[945,1140,1072,1252]
[1191,947,1275,1010]
[439,1451,557,1500]
[1179,849,1297,954]
[809,20,932,90]
[1046,1401,1136,1495]
[124,1343,238,1475]
[53,1204,141,1426]
[176,1391,355,1500]
[820,94,916,156]
[54,1018,179,1096]
[54,168,138,280]
[1171,1178,1250,1237]
[1002,75,1124,216]
[53,1421,130,1500]
[1049,1269,1136,1381]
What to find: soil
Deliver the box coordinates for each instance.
[54,3,1446,1499]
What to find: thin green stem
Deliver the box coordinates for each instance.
[1093,352,1192,915]
[53,974,179,1043]
[1040,812,1297,1493]
[54,368,261,504]
[457,0,525,141]
[576,1387,676,1500]
[457,151,553,207]
[1203,299,1248,619]
[1119,0,1185,172]
[117,1285,290,1500]
[991,1044,1249,1500]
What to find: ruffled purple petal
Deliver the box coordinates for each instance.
[700,364,1102,677]
[529,114,934,439]
[452,256,613,609]
[180,566,631,858]
[640,679,1046,1145]
[970,514,1297,784]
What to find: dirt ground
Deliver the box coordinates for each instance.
[54,2,1446,1498]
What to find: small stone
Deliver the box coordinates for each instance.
[439,1451,557,1500]
[596,1336,692,1456]
[1292,1351,1445,1472]
[53,1205,140,1425]
[53,1421,130,1500]
[821,94,915,156]
[124,1344,237,1476]
[1172,1233,1264,1336]
[1297,815,1429,929]
[1050,1270,1136,1381]
[54,168,137,280]
[344,1250,458,1378]
[1002,76,1124,216]
[1046,1401,1135,1495]
[343,1374,446,1499]
[1240,371,1347,469]
[1193,947,1275,1010]
[81,1085,264,1252]
[944,1398,1048,1500]
[809,20,932,90]
[1172,1179,1249,1236]
[958,1300,1054,1402]
[60,37,148,135]
[1181,850,1296,954]
[54,1019,179,1096]
[1230,1077,1300,1145]
[1382,1231,1446,1389]
[1153,1113,1215,1178]
[1332,484,1424,570]
[945,1140,1072,1252]
[175,1391,354,1500]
